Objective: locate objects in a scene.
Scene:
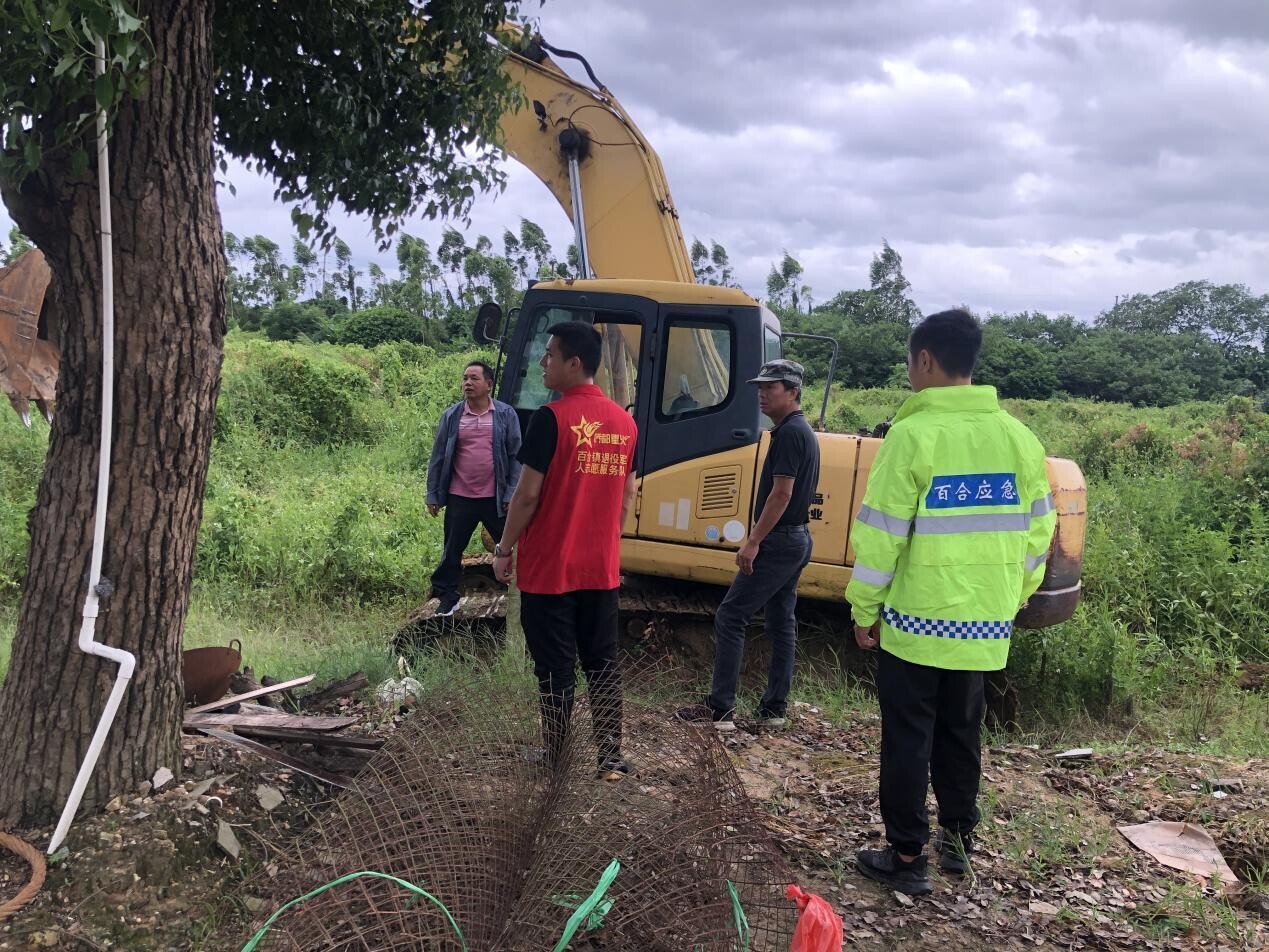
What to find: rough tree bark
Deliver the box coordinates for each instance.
[0,0,225,828]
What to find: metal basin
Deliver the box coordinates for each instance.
[182,639,242,705]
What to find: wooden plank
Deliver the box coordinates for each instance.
[197,728,350,788]
[186,674,314,715]
[235,726,384,750]
[300,671,369,709]
[183,712,356,731]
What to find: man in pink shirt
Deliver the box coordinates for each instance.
[426,361,522,616]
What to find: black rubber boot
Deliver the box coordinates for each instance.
[856,847,933,896]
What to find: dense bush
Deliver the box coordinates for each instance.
[333,306,424,348]
[262,301,331,341]
[216,341,380,445]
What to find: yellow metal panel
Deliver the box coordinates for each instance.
[846,436,884,565]
[635,445,759,546]
[530,278,758,307]
[753,431,858,566]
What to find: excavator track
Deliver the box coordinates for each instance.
[395,554,851,662]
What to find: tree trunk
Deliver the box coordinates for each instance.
[0,0,224,828]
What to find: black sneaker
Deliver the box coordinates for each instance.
[856,847,932,896]
[597,756,632,781]
[753,706,787,729]
[435,595,460,617]
[675,702,735,732]
[934,829,974,875]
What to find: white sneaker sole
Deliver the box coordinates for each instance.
[713,720,737,732]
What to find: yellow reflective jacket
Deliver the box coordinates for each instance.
[845,385,1056,671]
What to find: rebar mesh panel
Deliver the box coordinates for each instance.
[249,672,797,950]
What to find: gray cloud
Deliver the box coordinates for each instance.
[2,0,1266,320]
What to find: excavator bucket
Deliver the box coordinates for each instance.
[0,249,57,426]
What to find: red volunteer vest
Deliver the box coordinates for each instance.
[518,384,638,595]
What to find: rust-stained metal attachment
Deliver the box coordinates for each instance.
[182,639,243,705]
[0,249,57,426]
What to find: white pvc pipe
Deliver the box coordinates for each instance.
[47,37,136,856]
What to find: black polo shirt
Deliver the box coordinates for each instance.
[754,410,820,527]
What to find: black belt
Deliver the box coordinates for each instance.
[768,523,809,533]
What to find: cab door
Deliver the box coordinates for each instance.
[498,289,657,535]
[634,304,765,548]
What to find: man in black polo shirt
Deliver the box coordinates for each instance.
[678,359,820,730]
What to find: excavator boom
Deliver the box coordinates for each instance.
[497,34,695,283]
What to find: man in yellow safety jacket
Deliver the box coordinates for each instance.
[847,308,1056,896]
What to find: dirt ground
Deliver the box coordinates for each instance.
[0,694,1265,950]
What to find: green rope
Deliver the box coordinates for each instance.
[552,858,620,952]
[726,881,750,952]
[239,871,467,952]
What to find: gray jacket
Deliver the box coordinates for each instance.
[426,399,523,512]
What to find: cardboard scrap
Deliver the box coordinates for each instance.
[1117,821,1239,889]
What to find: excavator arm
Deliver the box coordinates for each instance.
[496,33,695,283]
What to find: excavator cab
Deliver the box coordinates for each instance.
[497,280,768,483]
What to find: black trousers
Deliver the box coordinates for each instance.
[520,589,623,765]
[877,647,985,856]
[430,495,505,600]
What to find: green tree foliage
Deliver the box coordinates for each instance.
[867,240,920,326]
[777,244,1265,407]
[334,306,424,348]
[0,226,33,265]
[766,252,810,313]
[261,301,329,342]
[690,238,736,286]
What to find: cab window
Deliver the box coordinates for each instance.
[763,325,782,363]
[507,306,642,412]
[657,320,733,421]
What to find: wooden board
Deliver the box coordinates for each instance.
[186,674,314,715]
[183,712,356,731]
[235,726,383,750]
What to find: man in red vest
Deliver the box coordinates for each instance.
[493,321,638,780]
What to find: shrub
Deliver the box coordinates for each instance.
[262,301,330,341]
[334,306,424,347]
[216,341,378,445]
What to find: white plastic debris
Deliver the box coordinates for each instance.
[375,676,423,709]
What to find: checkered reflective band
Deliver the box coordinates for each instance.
[882,606,1013,640]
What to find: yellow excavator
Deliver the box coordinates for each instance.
[0,29,1086,646]
[410,29,1086,640]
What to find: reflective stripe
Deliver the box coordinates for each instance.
[852,563,895,587]
[914,513,1031,534]
[856,504,912,538]
[882,606,1012,640]
[1025,551,1049,572]
[1031,493,1055,517]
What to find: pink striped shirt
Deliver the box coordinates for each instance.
[449,403,495,499]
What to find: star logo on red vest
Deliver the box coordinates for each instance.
[571,415,603,448]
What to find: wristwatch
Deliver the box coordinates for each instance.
[493,543,513,558]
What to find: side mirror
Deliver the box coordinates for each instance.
[473,301,503,344]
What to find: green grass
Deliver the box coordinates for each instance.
[1,336,1265,750]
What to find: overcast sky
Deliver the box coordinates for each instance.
[5,0,1266,320]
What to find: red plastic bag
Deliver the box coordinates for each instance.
[787,884,844,952]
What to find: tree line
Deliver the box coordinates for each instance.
[773,243,1267,407]
[6,222,1265,408]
